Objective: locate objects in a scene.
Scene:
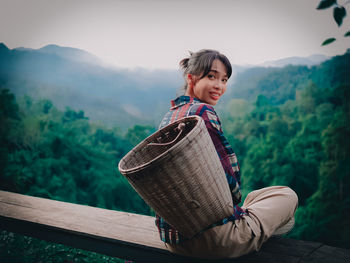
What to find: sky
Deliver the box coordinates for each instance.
[1,0,350,69]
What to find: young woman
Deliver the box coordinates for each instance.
[155,49,298,259]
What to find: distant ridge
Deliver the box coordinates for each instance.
[12,47,35,52]
[12,44,105,66]
[0,43,9,51]
[1,42,331,69]
[0,42,181,129]
[224,51,349,105]
[36,44,104,65]
[1,42,346,129]
[260,54,329,67]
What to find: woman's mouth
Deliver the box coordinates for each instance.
[209,92,220,100]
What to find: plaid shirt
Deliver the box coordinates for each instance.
[155,96,246,244]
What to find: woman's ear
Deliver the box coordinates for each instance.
[186,74,192,87]
[186,74,195,89]
[185,74,194,96]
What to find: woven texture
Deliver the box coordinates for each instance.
[118,116,234,238]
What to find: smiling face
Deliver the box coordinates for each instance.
[185,59,228,105]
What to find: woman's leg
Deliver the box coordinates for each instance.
[242,186,298,241]
[167,186,298,259]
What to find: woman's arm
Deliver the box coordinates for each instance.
[197,105,242,205]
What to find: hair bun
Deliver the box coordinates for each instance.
[179,57,190,70]
[179,50,194,70]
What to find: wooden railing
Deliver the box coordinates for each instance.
[0,190,349,262]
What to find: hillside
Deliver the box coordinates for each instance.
[0,43,181,129]
[1,44,350,261]
[1,42,349,129]
[224,50,350,105]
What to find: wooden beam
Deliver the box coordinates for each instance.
[0,190,185,262]
[1,190,350,263]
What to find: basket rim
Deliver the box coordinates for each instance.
[118,115,203,174]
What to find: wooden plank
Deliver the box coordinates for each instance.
[258,237,323,258]
[0,190,189,262]
[0,190,162,248]
[235,237,323,263]
[1,190,350,262]
[300,244,350,263]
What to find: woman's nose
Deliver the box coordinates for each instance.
[214,80,222,90]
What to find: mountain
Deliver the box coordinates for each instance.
[0,43,9,52]
[260,54,329,68]
[37,44,106,66]
[0,43,182,129]
[13,44,105,66]
[1,42,348,129]
[223,52,350,105]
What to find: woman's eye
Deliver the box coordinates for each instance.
[222,79,228,83]
[208,74,215,79]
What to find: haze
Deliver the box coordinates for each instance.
[1,0,349,69]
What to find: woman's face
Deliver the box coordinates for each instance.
[185,59,228,105]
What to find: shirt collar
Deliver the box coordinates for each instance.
[170,96,202,109]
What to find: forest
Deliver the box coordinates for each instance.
[1,51,350,262]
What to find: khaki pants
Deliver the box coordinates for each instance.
[167,186,298,259]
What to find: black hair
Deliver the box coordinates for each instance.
[179,49,232,93]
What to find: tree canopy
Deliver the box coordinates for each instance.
[1,52,350,261]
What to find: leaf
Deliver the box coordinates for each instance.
[345,31,350,37]
[333,6,347,26]
[321,38,336,46]
[317,0,337,10]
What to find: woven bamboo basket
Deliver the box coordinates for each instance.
[118,116,233,238]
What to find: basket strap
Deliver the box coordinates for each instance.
[148,123,186,146]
